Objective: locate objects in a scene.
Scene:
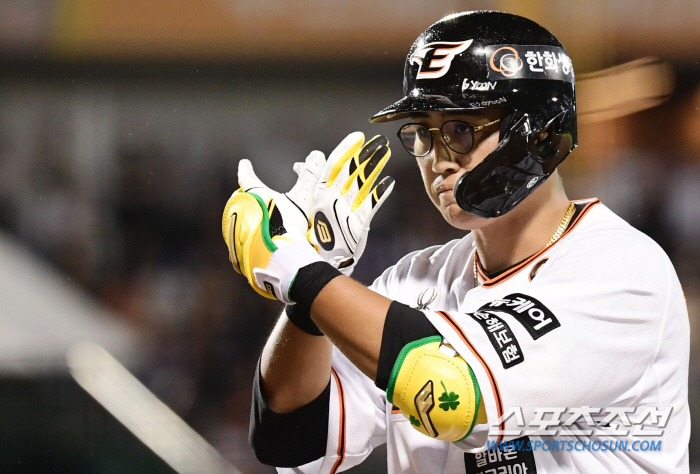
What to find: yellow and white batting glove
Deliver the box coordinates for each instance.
[307,132,394,275]
[222,152,325,303]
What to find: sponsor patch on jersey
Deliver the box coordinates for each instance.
[485,44,574,83]
[485,293,561,340]
[409,40,473,79]
[469,309,523,369]
[313,211,335,251]
[464,436,537,473]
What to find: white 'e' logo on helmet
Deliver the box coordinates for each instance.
[409,40,473,80]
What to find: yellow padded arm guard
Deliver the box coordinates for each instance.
[221,190,286,299]
[387,336,483,442]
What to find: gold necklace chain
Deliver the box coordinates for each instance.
[473,202,576,287]
[546,202,576,247]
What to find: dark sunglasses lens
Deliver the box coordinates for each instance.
[399,124,431,156]
[442,121,474,154]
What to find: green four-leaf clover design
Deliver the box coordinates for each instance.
[438,380,460,411]
[409,415,421,427]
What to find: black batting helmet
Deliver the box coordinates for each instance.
[371,11,577,218]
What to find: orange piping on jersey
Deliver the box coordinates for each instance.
[391,405,401,414]
[437,311,505,443]
[330,368,346,474]
[477,199,601,288]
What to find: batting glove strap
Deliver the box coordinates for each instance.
[285,304,323,336]
[252,237,324,305]
[289,261,342,309]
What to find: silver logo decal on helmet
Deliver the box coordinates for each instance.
[409,40,473,80]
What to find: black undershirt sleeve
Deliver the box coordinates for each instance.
[375,301,441,391]
[249,359,330,467]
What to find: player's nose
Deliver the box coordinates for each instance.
[430,141,461,175]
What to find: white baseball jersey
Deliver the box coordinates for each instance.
[280,199,690,474]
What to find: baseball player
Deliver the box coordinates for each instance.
[224,11,690,473]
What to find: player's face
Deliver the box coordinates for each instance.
[407,109,505,230]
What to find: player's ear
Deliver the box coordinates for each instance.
[534,123,553,147]
[532,110,568,152]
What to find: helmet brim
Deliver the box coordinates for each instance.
[370,95,461,123]
[369,93,508,123]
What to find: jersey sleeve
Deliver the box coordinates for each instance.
[422,230,681,449]
[277,348,388,474]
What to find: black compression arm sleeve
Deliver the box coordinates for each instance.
[249,359,330,467]
[375,301,441,391]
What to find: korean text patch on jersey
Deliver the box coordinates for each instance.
[464,436,537,473]
[485,293,561,340]
[469,310,524,369]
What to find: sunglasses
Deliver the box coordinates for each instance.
[397,118,501,157]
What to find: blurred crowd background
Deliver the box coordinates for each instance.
[0,0,699,472]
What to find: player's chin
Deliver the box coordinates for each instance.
[440,202,484,231]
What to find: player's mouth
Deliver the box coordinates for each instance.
[436,187,457,207]
[435,183,454,196]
